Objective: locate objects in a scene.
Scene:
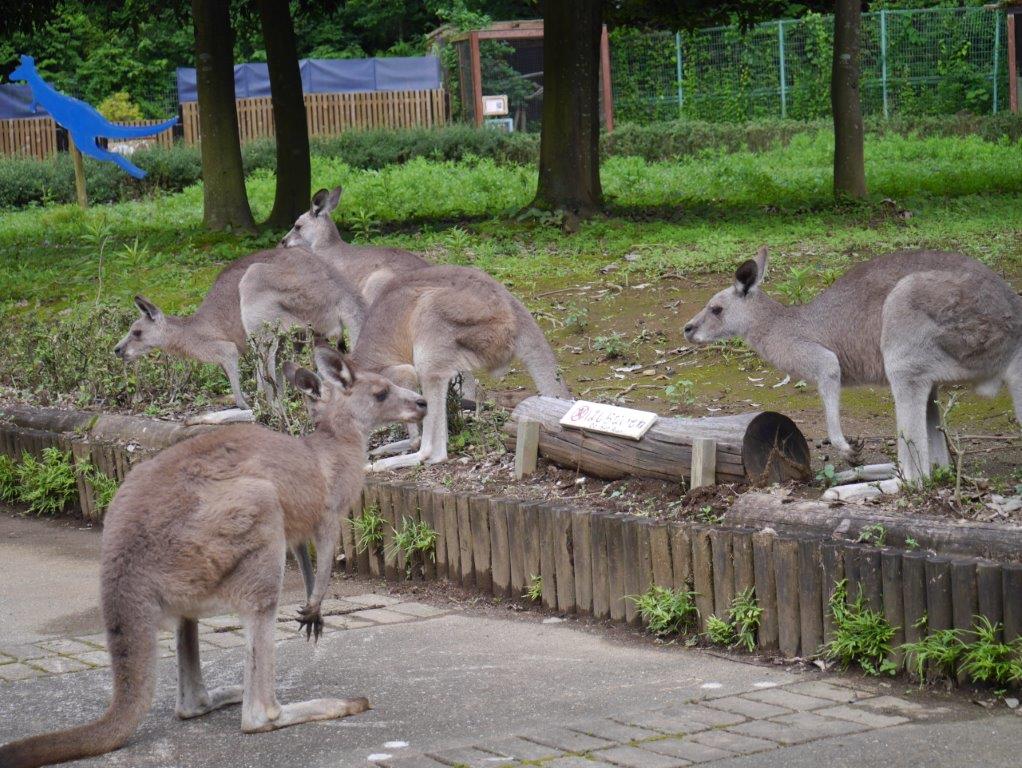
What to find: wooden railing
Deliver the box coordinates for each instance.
[181,89,447,145]
[0,117,58,160]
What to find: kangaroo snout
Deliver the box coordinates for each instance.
[113,343,126,358]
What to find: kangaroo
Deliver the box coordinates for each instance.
[350,264,570,471]
[114,248,365,409]
[683,247,1022,482]
[0,347,427,768]
[8,55,177,179]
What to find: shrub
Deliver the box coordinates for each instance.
[630,585,699,637]
[97,92,144,122]
[705,587,762,651]
[0,455,18,502]
[352,505,385,553]
[15,447,78,516]
[823,580,898,676]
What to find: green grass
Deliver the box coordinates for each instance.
[352,505,385,554]
[823,580,899,676]
[630,585,699,637]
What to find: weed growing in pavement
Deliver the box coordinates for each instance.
[525,574,543,602]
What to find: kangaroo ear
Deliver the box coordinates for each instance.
[324,186,342,213]
[754,246,769,282]
[314,346,355,391]
[134,295,162,321]
[284,362,322,400]
[734,260,759,296]
[310,188,330,216]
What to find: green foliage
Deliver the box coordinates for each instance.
[83,463,119,514]
[0,455,19,503]
[901,618,967,684]
[96,92,143,122]
[816,463,838,487]
[352,505,385,554]
[958,617,1022,687]
[525,574,543,602]
[664,378,695,405]
[857,524,888,547]
[563,304,590,334]
[706,614,736,646]
[389,517,439,564]
[630,585,699,637]
[774,264,816,304]
[14,448,78,516]
[705,587,762,651]
[823,580,899,676]
[593,332,630,360]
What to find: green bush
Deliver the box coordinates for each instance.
[15,447,78,516]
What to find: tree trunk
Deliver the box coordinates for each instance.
[258,0,310,229]
[192,0,255,231]
[532,0,603,216]
[832,0,866,199]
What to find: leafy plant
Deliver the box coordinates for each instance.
[705,587,762,651]
[15,448,78,516]
[823,580,898,676]
[905,537,919,551]
[774,264,815,304]
[83,464,119,514]
[900,617,966,685]
[706,614,736,646]
[857,524,887,547]
[389,517,439,566]
[525,574,543,602]
[815,463,838,487]
[352,504,385,554]
[958,617,1022,687]
[0,454,18,503]
[630,585,699,637]
[593,332,630,360]
[696,505,721,525]
[664,378,695,405]
[349,208,381,242]
[563,303,589,333]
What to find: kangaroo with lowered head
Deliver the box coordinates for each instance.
[114,248,365,409]
[683,247,1022,481]
[0,347,427,768]
[351,264,570,470]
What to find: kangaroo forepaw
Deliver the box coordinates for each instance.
[297,604,323,642]
[840,438,864,465]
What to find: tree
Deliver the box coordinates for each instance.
[832,0,866,198]
[257,0,311,229]
[191,0,254,231]
[532,0,605,216]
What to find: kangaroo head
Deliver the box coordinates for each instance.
[684,246,769,344]
[9,55,36,82]
[284,345,426,435]
[114,296,169,361]
[280,187,342,249]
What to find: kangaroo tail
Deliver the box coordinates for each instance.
[0,592,158,767]
[99,117,178,139]
[512,298,570,399]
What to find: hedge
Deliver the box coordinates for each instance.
[1,113,1019,209]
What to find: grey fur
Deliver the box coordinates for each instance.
[684,247,1022,481]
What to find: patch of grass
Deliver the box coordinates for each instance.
[958,617,1022,688]
[706,614,736,646]
[630,585,699,637]
[901,616,966,685]
[816,463,838,488]
[705,587,762,652]
[823,580,899,676]
[0,454,18,503]
[389,517,439,566]
[82,463,119,515]
[593,332,631,360]
[14,448,78,516]
[352,505,385,554]
[857,523,888,547]
[525,574,543,602]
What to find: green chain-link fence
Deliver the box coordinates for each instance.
[611,6,1010,124]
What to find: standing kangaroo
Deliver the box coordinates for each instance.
[0,348,427,768]
[683,247,1022,481]
[114,248,365,409]
[352,264,570,470]
[8,55,177,179]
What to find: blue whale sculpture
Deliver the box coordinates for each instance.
[8,55,178,179]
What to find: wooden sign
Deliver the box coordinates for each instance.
[482,94,509,116]
[559,400,657,441]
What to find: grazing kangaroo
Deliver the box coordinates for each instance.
[114,248,365,409]
[9,55,177,179]
[351,264,570,470]
[0,348,427,768]
[683,247,1022,481]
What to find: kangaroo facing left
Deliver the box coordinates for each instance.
[0,347,426,768]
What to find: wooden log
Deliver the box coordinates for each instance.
[881,550,905,667]
[469,495,492,594]
[621,517,641,625]
[976,562,1003,640]
[690,438,716,489]
[539,505,559,610]
[668,522,692,591]
[925,557,954,633]
[363,484,382,579]
[901,552,928,648]
[514,419,540,479]
[820,543,844,645]
[732,530,756,598]
[635,520,655,599]
[798,538,824,658]
[590,513,612,619]
[1003,564,1022,643]
[430,488,449,580]
[729,492,1022,561]
[606,515,628,622]
[951,559,979,684]
[649,521,674,589]
[507,397,809,484]
[443,491,461,582]
[709,529,735,619]
[842,543,864,605]
[690,526,715,632]
[340,493,357,575]
[571,509,593,613]
[774,537,801,658]
[418,488,437,581]
[522,502,544,601]
[489,498,511,598]
[507,499,528,598]
[858,547,883,614]
[752,531,779,651]
[553,507,576,614]
[380,485,400,580]
[456,494,474,588]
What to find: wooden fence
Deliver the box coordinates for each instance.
[0,117,174,161]
[181,89,447,145]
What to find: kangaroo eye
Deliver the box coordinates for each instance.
[374,390,388,402]
[711,306,723,316]
[132,329,142,338]
[294,224,301,231]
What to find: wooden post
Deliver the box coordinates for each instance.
[1008,12,1018,114]
[514,419,540,479]
[753,531,779,651]
[881,550,905,667]
[976,562,1003,640]
[709,529,734,618]
[774,537,801,658]
[690,438,716,489]
[572,509,594,613]
[798,538,824,658]
[469,31,484,127]
[690,526,714,632]
[600,24,614,132]
[69,136,88,209]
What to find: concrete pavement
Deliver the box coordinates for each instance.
[1,512,1019,768]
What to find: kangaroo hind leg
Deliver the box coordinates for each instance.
[926,386,951,469]
[176,617,243,719]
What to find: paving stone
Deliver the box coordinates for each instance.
[687,729,777,755]
[596,744,690,768]
[201,631,247,649]
[322,615,375,631]
[0,662,42,682]
[783,680,872,703]
[854,695,931,717]
[728,711,870,745]
[613,710,715,736]
[33,638,96,655]
[374,753,450,768]
[426,746,515,767]
[543,759,614,768]
[660,704,746,727]
[523,726,616,753]
[475,736,562,762]
[744,688,833,711]
[0,643,47,661]
[71,650,111,667]
[702,695,792,720]
[347,593,403,607]
[355,608,413,625]
[76,633,110,648]
[818,704,909,728]
[568,717,660,744]
[28,656,91,674]
[200,615,243,631]
[319,598,363,613]
[388,602,448,619]
[641,737,732,764]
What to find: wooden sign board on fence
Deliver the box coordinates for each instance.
[559,400,657,441]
